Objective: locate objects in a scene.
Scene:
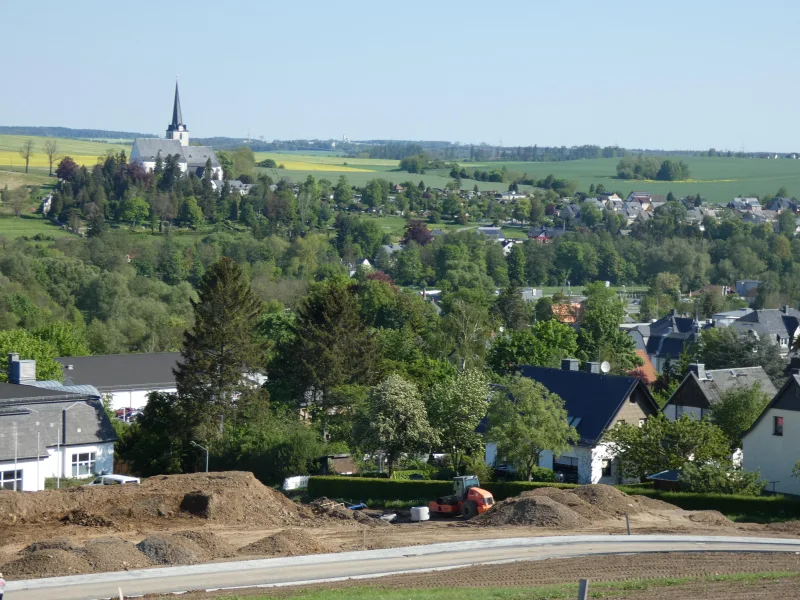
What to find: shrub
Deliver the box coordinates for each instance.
[678,463,765,496]
[308,476,452,502]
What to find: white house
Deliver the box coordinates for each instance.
[742,374,800,495]
[484,359,660,484]
[56,353,180,412]
[1,355,117,491]
[129,82,223,180]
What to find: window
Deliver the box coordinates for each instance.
[601,460,612,477]
[71,452,96,477]
[639,418,647,428]
[774,416,784,436]
[0,469,22,490]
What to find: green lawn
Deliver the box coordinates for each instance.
[213,572,800,600]
[0,215,73,239]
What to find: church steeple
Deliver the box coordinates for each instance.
[166,80,189,146]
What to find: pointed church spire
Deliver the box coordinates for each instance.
[171,80,183,127]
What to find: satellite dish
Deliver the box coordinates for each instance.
[600,361,611,374]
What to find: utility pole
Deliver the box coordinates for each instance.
[190,441,209,473]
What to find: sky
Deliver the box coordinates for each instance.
[2,0,799,151]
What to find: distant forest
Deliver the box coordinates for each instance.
[0,126,156,140]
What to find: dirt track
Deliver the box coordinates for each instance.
[142,552,800,599]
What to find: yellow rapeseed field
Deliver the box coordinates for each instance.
[0,150,105,169]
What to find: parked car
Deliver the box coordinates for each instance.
[83,474,141,487]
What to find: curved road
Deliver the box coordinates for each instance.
[9,535,800,600]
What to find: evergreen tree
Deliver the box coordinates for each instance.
[507,244,526,286]
[174,257,266,440]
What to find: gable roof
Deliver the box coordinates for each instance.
[56,353,181,392]
[742,375,800,439]
[633,350,658,384]
[734,308,800,339]
[669,367,777,409]
[518,365,659,445]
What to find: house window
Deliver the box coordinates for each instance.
[639,418,647,427]
[774,416,784,436]
[0,469,22,490]
[602,460,612,477]
[71,452,96,477]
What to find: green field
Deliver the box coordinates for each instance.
[0,215,74,239]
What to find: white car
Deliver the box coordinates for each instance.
[83,474,141,487]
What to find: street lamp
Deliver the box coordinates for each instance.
[190,441,209,473]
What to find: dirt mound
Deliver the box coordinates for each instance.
[688,511,734,527]
[59,508,116,528]
[23,539,77,553]
[81,538,153,571]
[572,485,643,516]
[521,488,609,521]
[766,521,800,534]
[239,529,339,557]
[0,471,309,529]
[473,496,589,528]
[310,497,390,528]
[136,530,237,566]
[2,549,91,578]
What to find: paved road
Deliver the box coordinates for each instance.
[9,535,800,600]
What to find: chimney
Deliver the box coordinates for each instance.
[688,363,706,380]
[585,362,601,374]
[561,358,579,371]
[8,353,37,385]
[782,305,790,314]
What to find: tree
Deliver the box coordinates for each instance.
[0,329,62,382]
[577,282,640,372]
[778,209,797,237]
[179,196,205,229]
[359,375,438,474]
[494,284,530,331]
[43,139,59,176]
[120,197,150,227]
[440,299,491,371]
[507,244,526,286]
[333,176,353,205]
[710,382,771,448]
[56,156,79,181]
[33,323,91,357]
[402,219,433,246]
[486,375,577,480]
[678,462,764,495]
[18,139,34,173]
[8,188,27,217]
[428,369,491,474]
[173,257,266,441]
[604,414,731,481]
[488,320,578,374]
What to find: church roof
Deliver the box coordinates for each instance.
[131,139,220,169]
[170,81,184,129]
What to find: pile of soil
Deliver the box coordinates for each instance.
[81,538,154,571]
[135,530,236,565]
[0,471,309,529]
[239,529,339,557]
[473,496,590,528]
[571,485,642,516]
[310,497,390,528]
[521,488,608,521]
[23,539,77,553]
[2,549,91,579]
[687,511,735,527]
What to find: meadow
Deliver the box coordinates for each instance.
[0,215,73,240]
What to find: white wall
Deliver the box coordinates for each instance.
[0,458,43,492]
[108,387,176,411]
[743,408,800,495]
[0,442,115,492]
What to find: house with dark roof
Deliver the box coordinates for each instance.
[0,354,117,491]
[130,82,223,180]
[56,352,181,412]
[645,310,701,373]
[732,306,800,356]
[742,374,800,495]
[663,363,777,421]
[485,359,659,484]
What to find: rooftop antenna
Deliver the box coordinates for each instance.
[600,361,611,374]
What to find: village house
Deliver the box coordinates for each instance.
[731,306,800,356]
[742,374,800,495]
[484,360,660,484]
[643,310,702,373]
[662,363,776,421]
[0,354,117,491]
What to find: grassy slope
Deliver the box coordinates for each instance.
[0,215,73,239]
[0,134,130,175]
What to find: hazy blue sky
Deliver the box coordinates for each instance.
[2,0,798,150]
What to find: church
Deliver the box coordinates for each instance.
[130,83,223,180]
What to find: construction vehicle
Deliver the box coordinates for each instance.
[428,475,495,520]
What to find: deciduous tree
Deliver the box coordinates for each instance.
[43,139,59,176]
[18,139,34,173]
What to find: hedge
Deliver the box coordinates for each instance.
[308,477,800,519]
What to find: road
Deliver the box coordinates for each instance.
[9,535,800,600]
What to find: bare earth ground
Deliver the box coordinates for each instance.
[142,553,800,599]
[1,472,799,583]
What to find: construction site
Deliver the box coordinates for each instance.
[1,471,800,599]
